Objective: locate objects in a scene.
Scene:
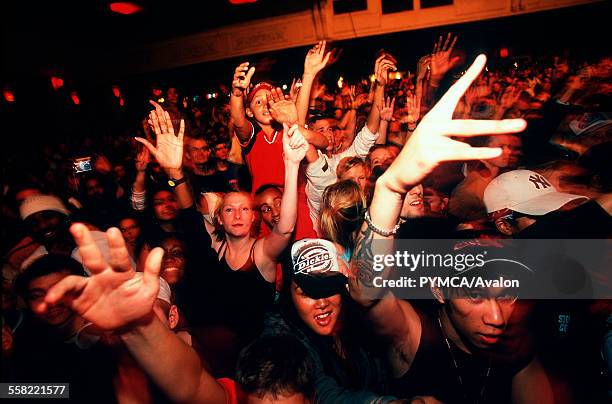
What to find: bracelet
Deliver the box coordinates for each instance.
[364,210,400,237]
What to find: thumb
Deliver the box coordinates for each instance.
[135,137,157,157]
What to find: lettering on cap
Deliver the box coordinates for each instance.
[528,174,552,190]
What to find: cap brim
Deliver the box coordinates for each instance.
[511,192,588,216]
[294,274,347,299]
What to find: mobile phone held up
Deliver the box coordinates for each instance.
[74,157,93,174]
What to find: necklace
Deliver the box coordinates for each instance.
[437,315,492,404]
[263,130,278,144]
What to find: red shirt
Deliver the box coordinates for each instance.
[242,123,316,240]
[217,378,247,404]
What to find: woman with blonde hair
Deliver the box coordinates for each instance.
[319,180,366,272]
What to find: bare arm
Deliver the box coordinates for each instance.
[511,357,554,404]
[298,41,331,125]
[349,54,527,374]
[367,55,397,134]
[256,124,308,281]
[230,62,256,143]
[376,96,395,145]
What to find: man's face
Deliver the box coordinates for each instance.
[340,165,368,193]
[246,392,310,404]
[400,184,425,218]
[312,119,341,153]
[186,139,211,165]
[85,178,105,199]
[152,191,179,222]
[423,188,448,215]
[486,135,522,169]
[255,188,283,230]
[27,271,74,327]
[247,91,273,125]
[446,287,517,350]
[25,211,66,245]
[214,143,230,161]
[160,238,186,286]
[368,148,393,171]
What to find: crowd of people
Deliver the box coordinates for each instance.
[1,32,611,404]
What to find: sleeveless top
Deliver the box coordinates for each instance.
[390,309,524,404]
[209,239,275,338]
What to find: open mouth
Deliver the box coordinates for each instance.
[409,199,424,207]
[314,311,333,327]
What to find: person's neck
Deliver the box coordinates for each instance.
[440,307,472,355]
[259,123,276,136]
[478,160,500,178]
[216,160,228,171]
[225,233,254,252]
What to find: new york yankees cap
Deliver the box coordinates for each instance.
[484,170,588,217]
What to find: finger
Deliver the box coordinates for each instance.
[391,97,396,110]
[156,106,168,134]
[163,111,175,135]
[70,223,107,274]
[44,275,88,307]
[149,100,161,110]
[178,119,185,142]
[135,138,158,158]
[431,54,487,116]
[442,32,451,51]
[452,147,503,161]
[105,227,132,272]
[319,40,326,56]
[149,111,162,135]
[446,119,527,136]
[245,66,255,84]
[448,35,458,53]
[143,247,163,291]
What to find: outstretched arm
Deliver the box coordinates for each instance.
[367,55,397,135]
[44,224,226,404]
[349,54,527,371]
[297,41,331,125]
[376,96,395,145]
[137,101,193,209]
[256,123,308,281]
[230,62,256,143]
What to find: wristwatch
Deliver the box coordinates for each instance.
[167,177,186,188]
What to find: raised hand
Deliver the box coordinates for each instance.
[289,78,302,103]
[135,146,150,172]
[383,54,527,192]
[44,223,164,331]
[304,40,331,76]
[405,93,420,125]
[416,55,431,81]
[267,87,298,125]
[378,96,396,122]
[232,62,256,97]
[430,33,460,81]
[135,101,184,170]
[374,54,397,87]
[282,123,308,164]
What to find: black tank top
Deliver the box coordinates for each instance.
[390,309,522,404]
[209,239,275,338]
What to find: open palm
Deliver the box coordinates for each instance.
[45,224,163,330]
[385,54,526,191]
[136,101,184,170]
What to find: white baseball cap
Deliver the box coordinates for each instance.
[484,170,588,216]
[20,195,70,220]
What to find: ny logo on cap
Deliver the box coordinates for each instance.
[528,174,552,190]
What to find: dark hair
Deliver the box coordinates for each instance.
[15,254,86,300]
[254,184,283,197]
[236,334,315,400]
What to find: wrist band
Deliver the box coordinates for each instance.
[364,210,400,237]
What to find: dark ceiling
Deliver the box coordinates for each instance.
[2,1,315,78]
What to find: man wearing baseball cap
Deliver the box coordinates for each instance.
[484,170,611,237]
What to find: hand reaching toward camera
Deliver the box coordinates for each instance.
[44,224,163,330]
[268,87,298,125]
[378,97,395,122]
[135,101,184,171]
[382,54,527,192]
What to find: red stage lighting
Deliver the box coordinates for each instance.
[500,48,509,58]
[3,90,15,103]
[110,2,143,15]
[228,0,257,4]
[112,85,121,98]
[70,91,80,105]
[51,76,64,90]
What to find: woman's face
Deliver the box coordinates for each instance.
[291,282,342,337]
[160,238,186,285]
[118,218,140,244]
[153,191,178,221]
[218,192,254,237]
